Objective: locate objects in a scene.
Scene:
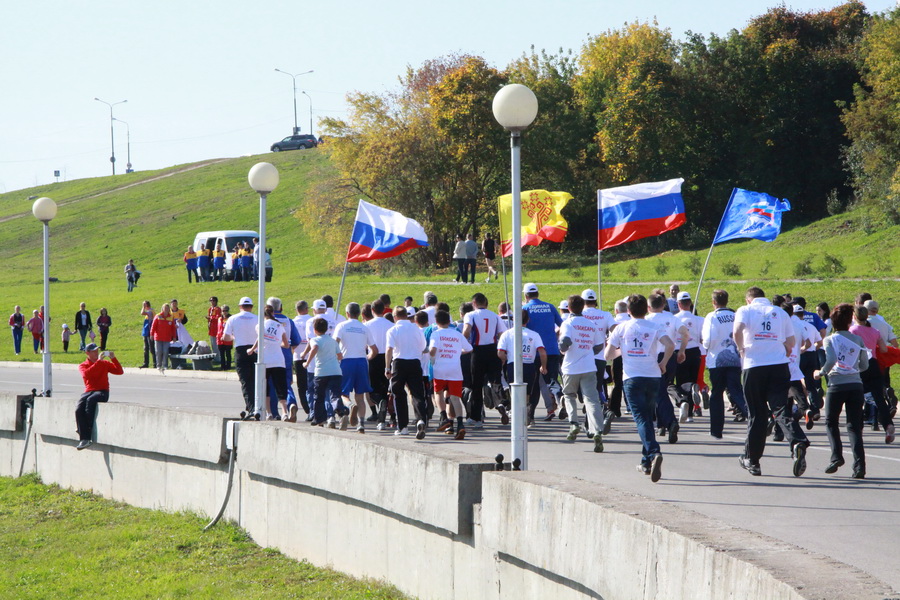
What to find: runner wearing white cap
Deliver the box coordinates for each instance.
[581,288,615,434]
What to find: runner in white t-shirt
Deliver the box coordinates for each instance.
[605,294,674,482]
[429,310,473,439]
[292,300,312,417]
[497,309,547,427]
[581,288,615,434]
[248,306,289,421]
[701,289,747,438]
[647,293,688,444]
[558,295,606,451]
[334,303,377,432]
[734,287,808,478]
[462,293,507,428]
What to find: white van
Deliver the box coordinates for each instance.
[191,230,272,281]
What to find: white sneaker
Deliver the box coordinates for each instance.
[465,418,478,428]
[327,417,337,429]
[356,425,365,434]
[472,421,484,430]
[339,414,349,430]
[679,403,690,423]
[686,416,694,423]
[415,420,426,440]
[376,422,385,431]
[394,427,409,436]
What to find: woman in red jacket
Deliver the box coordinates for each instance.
[216,305,233,370]
[150,303,178,373]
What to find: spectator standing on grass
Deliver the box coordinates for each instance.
[183,246,199,284]
[197,244,212,282]
[231,245,243,282]
[150,303,177,373]
[452,235,467,284]
[124,259,138,292]
[26,309,43,353]
[74,343,123,450]
[9,305,24,355]
[217,305,233,370]
[61,323,72,353]
[212,243,226,281]
[465,233,479,284]
[252,237,260,281]
[74,302,92,351]
[207,297,222,360]
[139,301,156,368]
[815,303,869,478]
[96,308,112,351]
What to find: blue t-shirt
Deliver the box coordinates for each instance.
[524,298,562,355]
[310,334,342,377]
[274,312,301,364]
[800,310,826,333]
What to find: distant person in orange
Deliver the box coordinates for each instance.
[75,343,123,450]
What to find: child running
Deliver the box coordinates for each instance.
[429,310,473,439]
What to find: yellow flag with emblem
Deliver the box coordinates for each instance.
[498,190,571,257]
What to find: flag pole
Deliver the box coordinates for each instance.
[336,260,350,314]
[336,199,363,313]
[597,190,603,307]
[498,197,509,309]
[694,188,736,312]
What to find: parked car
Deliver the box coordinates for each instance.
[270,134,318,152]
[191,230,272,281]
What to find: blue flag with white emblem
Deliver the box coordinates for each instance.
[712,188,791,244]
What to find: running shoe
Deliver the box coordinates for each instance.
[792,443,807,477]
[886,423,895,444]
[739,456,761,476]
[566,423,581,441]
[825,458,844,474]
[805,410,814,431]
[650,454,663,483]
[497,404,509,425]
[668,421,679,444]
[415,420,426,440]
[593,433,604,453]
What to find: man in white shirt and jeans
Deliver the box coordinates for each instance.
[559,295,606,452]
[606,294,674,482]
[734,287,809,477]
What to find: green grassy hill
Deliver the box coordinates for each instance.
[2,149,897,368]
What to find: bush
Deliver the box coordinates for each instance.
[759,259,774,277]
[793,257,814,278]
[826,189,844,216]
[685,255,702,277]
[820,253,846,276]
[873,260,894,276]
[721,262,742,277]
[654,258,669,277]
[626,262,639,278]
[567,264,584,280]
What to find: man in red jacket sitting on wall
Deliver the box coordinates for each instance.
[75,343,124,450]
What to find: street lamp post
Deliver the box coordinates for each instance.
[94,97,127,175]
[32,197,58,397]
[274,69,313,134]
[247,163,280,417]
[113,118,132,173]
[492,84,538,470]
[301,91,314,138]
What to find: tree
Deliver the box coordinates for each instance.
[843,6,900,223]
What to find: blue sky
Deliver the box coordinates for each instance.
[1,0,894,193]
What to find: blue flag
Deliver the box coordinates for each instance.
[712,188,791,244]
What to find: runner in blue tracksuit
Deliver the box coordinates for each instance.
[267,297,301,420]
[523,283,563,419]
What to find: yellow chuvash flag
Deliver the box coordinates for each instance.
[498,190,571,257]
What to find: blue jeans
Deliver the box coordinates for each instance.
[12,327,22,354]
[313,375,345,424]
[623,377,662,467]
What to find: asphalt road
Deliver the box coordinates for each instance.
[3,363,899,593]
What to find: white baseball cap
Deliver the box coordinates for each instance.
[523,282,539,294]
[558,300,569,310]
[677,291,691,301]
[239,297,254,306]
[581,289,598,301]
[312,299,327,310]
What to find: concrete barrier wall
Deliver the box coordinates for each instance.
[0,392,890,600]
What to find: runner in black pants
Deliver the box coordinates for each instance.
[462,293,505,427]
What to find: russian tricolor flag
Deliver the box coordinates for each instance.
[597,178,686,251]
[346,200,429,263]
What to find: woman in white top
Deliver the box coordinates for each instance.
[249,305,290,420]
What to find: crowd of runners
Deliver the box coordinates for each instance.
[20,282,896,483]
[209,284,896,483]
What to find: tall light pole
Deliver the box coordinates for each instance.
[113,118,133,173]
[274,69,313,134]
[492,84,538,470]
[248,163,279,417]
[301,91,313,137]
[94,97,127,175]
[32,197,58,397]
